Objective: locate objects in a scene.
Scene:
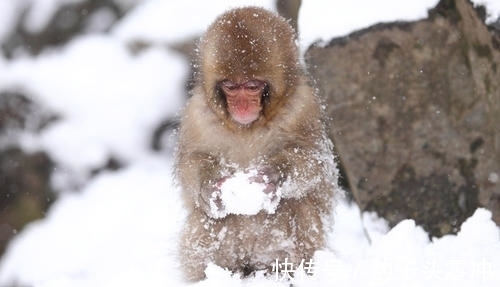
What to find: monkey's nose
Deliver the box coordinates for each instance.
[235,97,250,111]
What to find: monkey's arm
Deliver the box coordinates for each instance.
[263,133,337,200]
[176,150,235,217]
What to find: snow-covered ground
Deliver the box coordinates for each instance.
[0,0,499,286]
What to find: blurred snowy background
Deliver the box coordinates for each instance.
[0,0,499,286]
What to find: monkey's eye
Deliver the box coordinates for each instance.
[220,80,266,96]
[242,80,266,93]
[220,80,239,91]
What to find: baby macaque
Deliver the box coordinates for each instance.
[175,6,340,281]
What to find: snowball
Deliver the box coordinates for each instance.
[213,170,280,217]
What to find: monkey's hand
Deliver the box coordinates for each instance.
[199,177,229,218]
[246,166,283,211]
[248,166,280,195]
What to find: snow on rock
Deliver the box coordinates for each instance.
[474,0,500,23]
[23,0,85,34]
[0,158,186,287]
[310,208,500,287]
[457,208,500,244]
[362,210,390,243]
[0,0,24,42]
[0,34,187,188]
[213,169,280,217]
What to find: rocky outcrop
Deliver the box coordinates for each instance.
[306,0,500,237]
[0,147,55,256]
[0,91,58,136]
[1,0,131,58]
[0,92,57,256]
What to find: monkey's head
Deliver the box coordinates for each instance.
[198,7,300,128]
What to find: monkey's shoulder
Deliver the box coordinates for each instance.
[275,83,324,132]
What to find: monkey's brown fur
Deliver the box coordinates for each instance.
[175,7,339,281]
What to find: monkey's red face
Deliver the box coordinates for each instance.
[219,79,267,125]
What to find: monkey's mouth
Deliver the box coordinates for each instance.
[230,111,261,125]
[225,95,263,125]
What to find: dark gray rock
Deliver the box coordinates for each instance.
[306,0,500,237]
[0,91,58,256]
[276,0,301,33]
[0,91,58,136]
[0,147,55,256]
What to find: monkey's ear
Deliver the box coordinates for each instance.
[199,7,301,120]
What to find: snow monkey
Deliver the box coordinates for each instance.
[175,6,340,281]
